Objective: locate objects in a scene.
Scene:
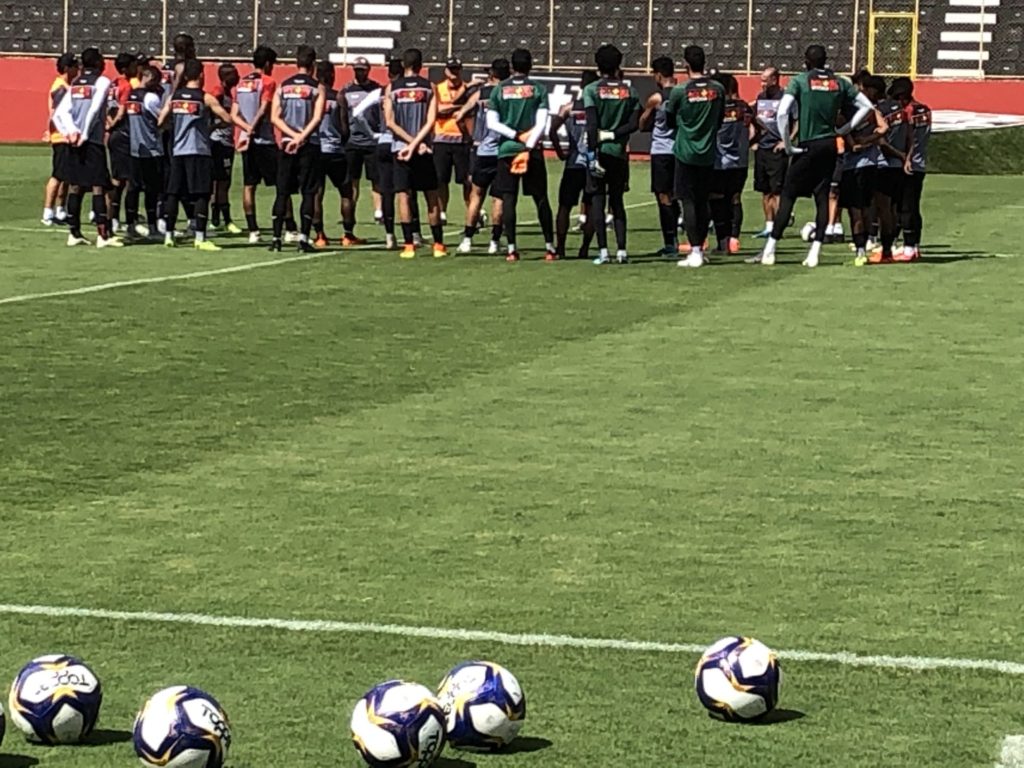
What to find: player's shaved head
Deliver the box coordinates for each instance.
[490,58,510,80]
[683,45,705,75]
[761,66,779,83]
[182,57,203,82]
[388,57,404,79]
[651,56,674,78]
[252,45,277,71]
[315,60,334,86]
[511,48,532,75]
[173,33,195,60]
[218,62,239,88]
[889,76,914,101]
[595,44,623,77]
[805,45,827,69]
[80,47,103,70]
[296,44,316,70]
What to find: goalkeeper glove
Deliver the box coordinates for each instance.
[510,151,530,175]
[598,130,615,143]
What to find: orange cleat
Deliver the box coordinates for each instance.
[400,245,416,259]
[432,244,448,258]
[728,237,741,254]
[505,251,520,262]
[544,250,559,261]
[342,235,367,246]
[314,234,329,248]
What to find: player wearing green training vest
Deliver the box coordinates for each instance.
[664,45,724,268]
[759,44,871,268]
[583,44,640,265]
[487,48,555,262]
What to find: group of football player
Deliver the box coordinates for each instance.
[43,36,930,266]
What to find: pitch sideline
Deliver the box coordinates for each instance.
[1,602,1022,676]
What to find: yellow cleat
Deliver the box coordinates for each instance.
[400,245,417,259]
[194,239,222,252]
[225,222,243,234]
[853,254,868,267]
[432,244,448,259]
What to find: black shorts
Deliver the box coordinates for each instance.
[108,133,132,181]
[492,150,547,198]
[840,166,876,210]
[875,167,905,204]
[586,153,629,197]
[783,138,838,199]
[831,155,845,188]
[242,143,277,187]
[673,160,714,203]
[130,156,164,193]
[167,155,213,196]
[433,141,471,185]
[211,142,235,183]
[558,166,590,208]
[65,142,110,189]
[277,143,320,196]
[650,154,674,195]
[320,152,352,196]
[51,143,68,181]
[392,151,438,193]
[470,152,498,194]
[753,148,787,194]
[376,144,394,196]
[345,145,379,184]
[711,167,749,197]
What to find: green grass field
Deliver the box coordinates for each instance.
[1,144,1023,767]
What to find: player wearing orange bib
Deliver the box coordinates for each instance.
[42,52,79,227]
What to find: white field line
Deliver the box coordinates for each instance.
[0,201,658,307]
[998,735,1024,768]
[1,603,1023,676]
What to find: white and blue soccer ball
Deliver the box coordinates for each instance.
[694,636,781,722]
[133,685,231,768]
[437,661,525,751]
[800,222,816,242]
[350,680,446,767]
[7,654,102,744]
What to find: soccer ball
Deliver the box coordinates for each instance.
[437,661,525,751]
[133,686,231,768]
[350,680,446,767]
[800,222,816,242]
[694,636,781,722]
[7,654,102,744]
[1,698,6,747]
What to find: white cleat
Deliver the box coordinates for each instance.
[88,210,96,223]
[605,213,614,225]
[133,223,151,238]
[248,231,261,245]
[41,218,54,227]
[284,231,300,244]
[677,252,703,268]
[111,219,121,234]
[412,232,423,247]
[802,251,819,268]
[66,234,91,247]
[616,250,629,264]
[760,252,776,266]
[97,235,124,248]
[157,218,168,235]
[457,238,473,254]
[488,240,499,254]
[440,212,448,224]
[384,233,397,250]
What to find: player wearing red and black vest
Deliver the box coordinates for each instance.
[42,52,79,226]
[710,73,755,255]
[105,52,136,234]
[759,45,872,268]
[383,48,446,258]
[486,48,555,261]
[312,60,354,246]
[124,64,165,237]
[268,44,327,253]
[209,63,241,233]
[51,47,118,247]
[889,76,930,262]
[874,78,910,262]
[233,45,280,241]
[549,69,596,259]
[157,58,251,250]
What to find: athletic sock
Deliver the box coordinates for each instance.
[430,224,444,246]
[246,213,258,232]
[401,222,414,246]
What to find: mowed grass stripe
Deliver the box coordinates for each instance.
[2,602,1023,675]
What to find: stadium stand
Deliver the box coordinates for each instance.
[0,0,1020,79]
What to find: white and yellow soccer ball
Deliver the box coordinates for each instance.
[351,680,446,767]
[437,661,525,751]
[7,654,102,744]
[800,222,816,242]
[133,686,231,768]
[694,636,781,722]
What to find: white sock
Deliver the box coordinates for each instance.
[507,243,516,254]
[764,220,773,231]
[825,223,835,236]
[599,247,609,259]
[616,249,627,259]
[835,222,844,235]
[545,242,554,252]
[164,233,173,244]
[690,246,703,261]
[856,247,866,258]
[808,240,822,261]
[374,209,383,220]
[578,214,587,224]
[763,237,778,258]
[195,231,205,242]
[43,207,54,221]
[55,206,66,220]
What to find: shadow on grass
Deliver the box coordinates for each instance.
[502,736,554,753]
[80,728,134,747]
[748,708,807,726]
[0,756,40,768]
[436,758,478,768]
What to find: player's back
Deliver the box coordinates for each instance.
[583,77,639,158]
[715,98,752,170]
[669,76,725,166]
[319,85,345,154]
[279,72,320,140]
[907,101,931,172]
[489,75,546,157]
[236,71,276,144]
[343,80,382,148]
[789,68,857,144]
[126,87,162,158]
[650,87,675,155]
[389,74,433,152]
[169,85,211,156]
